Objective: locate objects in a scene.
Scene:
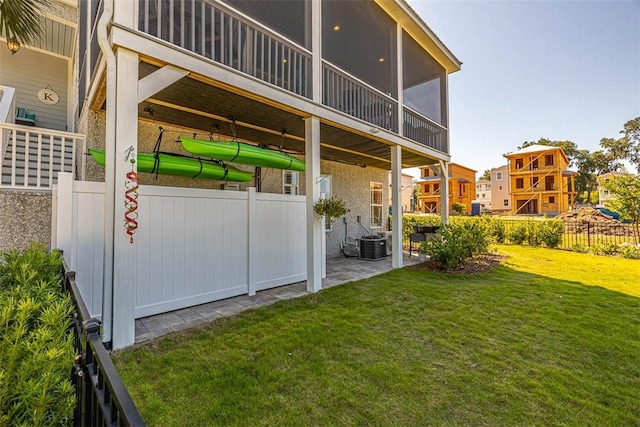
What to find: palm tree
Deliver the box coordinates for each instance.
[0,0,50,52]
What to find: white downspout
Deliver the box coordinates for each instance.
[97,0,116,344]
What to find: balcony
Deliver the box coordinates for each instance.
[136,0,448,155]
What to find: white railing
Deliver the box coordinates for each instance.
[403,107,448,153]
[138,0,312,98]
[0,123,86,191]
[322,62,398,132]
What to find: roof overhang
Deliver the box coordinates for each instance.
[376,0,462,74]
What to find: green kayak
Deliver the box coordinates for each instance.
[180,137,305,171]
[88,149,253,182]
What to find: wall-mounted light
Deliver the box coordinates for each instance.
[333,25,340,31]
[378,57,385,63]
[7,37,20,55]
[144,107,154,116]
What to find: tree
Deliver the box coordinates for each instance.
[574,149,622,204]
[600,117,640,173]
[0,0,49,46]
[479,169,491,180]
[604,174,640,244]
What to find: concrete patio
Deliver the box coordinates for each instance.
[135,253,421,344]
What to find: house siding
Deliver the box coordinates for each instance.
[490,164,510,212]
[0,48,69,131]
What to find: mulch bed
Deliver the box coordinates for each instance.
[407,252,507,275]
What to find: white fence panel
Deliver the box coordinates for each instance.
[70,180,106,318]
[55,181,309,321]
[134,186,250,318]
[253,193,306,291]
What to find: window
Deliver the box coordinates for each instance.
[424,184,430,193]
[476,184,481,190]
[532,159,539,170]
[516,178,524,189]
[549,196,555,204]
[515,159,523,169]
[370,182,383,228]
[503,199,509,207]
[545,154,554,166]
[434,183,440,192]
[496,172,503,180]
[532,177,539,188]
[499,185,503,191]
[283,171,298,195]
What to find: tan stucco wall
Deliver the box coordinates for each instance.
[0,191,52,251]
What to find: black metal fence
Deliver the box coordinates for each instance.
[498,219,637,249]
[63,261,146,427]
[401,219,637,251]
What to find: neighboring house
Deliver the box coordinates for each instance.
[475,178,491,211]
[597,172,626,207]
[388,172,414,213]
[417,163,476,214]
[0,0,461,348]
[504,145,578,215]
[490,164,510,213]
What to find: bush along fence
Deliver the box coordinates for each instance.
[63,258,146,426]
[393,215,638,252]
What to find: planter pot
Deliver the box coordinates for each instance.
[418,253,427,262]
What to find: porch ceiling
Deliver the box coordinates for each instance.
[136,62,437,170]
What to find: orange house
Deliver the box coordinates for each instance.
[418,163,476,214]
[504,145,578,215]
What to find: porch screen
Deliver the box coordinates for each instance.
[223,0,310,48]
[322,0,397,97]
[402,31,446,126]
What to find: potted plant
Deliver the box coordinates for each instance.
[418,240,429,261]
[313,197,348,227]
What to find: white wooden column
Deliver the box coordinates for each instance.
[111,48,139,350]
[396,23,404,135]
[311,0,322,103]
[439,160,449,225]
[391,145,403,268]
[305,116,322,293]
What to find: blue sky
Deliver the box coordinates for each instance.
[405,0,640,177]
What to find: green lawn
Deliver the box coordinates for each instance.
[113,245,640,426]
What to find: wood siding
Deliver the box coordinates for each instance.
[0,48,69,131]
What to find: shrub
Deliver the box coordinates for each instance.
[573,244,590,253]
[451,202,466,214]
[0,244,75,426]
[421,221,491,269]
[487,218,506,244]
[620,246,640,259]
[507,222,528,245]
[538,220,564,248]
